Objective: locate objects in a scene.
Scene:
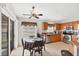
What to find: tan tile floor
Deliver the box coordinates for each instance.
[10,42,69,56]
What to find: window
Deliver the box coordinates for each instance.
[47,25,54,32]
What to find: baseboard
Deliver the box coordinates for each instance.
[46,42,52,44]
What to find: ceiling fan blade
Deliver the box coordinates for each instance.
[29,16,32,19]
[28,16,39,19]
[23,14,31,16]
[37,14,43,16]
[35,16,39,19]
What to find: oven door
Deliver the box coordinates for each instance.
[63,35,71,43]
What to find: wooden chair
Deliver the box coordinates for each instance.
[21,39,34,56]
[25,41,34,56]
[33,40,44,56]
[37,33,46,51]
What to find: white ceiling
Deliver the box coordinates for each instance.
[12,3,79,22]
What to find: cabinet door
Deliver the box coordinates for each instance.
[55,24,61,30]
[73,21,78,26]
[43,22,48,30]
[50,34,61,42]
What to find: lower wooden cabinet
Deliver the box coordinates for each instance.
[47,34,61,42]
[72,35,77,44]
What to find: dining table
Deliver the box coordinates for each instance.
[23,37,43,43]
[23,37,43,56]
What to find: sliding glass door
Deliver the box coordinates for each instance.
[10,20,14,53]
[1,13,9,56]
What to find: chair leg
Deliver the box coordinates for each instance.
[30,52,31,56]
[30,50,33,56]
[22,48,24,56]
[34,52,35,56]
[41,51,42,56]
[44,45,45,51]
[34,50,36,56]
[31,51,33,56]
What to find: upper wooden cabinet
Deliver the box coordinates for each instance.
[72,21,79,27]
[43,22,48,30]
[60,21,79,30]
[55,24,61,30]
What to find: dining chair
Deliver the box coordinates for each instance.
[21,39,34,56]
[33,40,44,56]
[25,41,34,56]
[36,33,46,51]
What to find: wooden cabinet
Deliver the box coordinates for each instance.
[48,34,61,42]
[72,21,79,27]
[43,22,48,30]
[72,35,77,44]
[55,24,61,30]
[61,21,79,30]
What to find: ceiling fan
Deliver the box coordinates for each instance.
[23,6,43,19]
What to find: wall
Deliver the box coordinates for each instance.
[14,19,18,48]
[0,3,18,55]
[18,20,22,46]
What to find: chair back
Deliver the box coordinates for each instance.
[25,41,34,51]
[34,40,44,48]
